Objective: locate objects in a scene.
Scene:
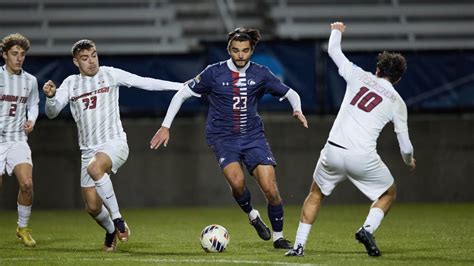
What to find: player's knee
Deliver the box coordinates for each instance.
[19,179,33,194]
[87,164,104,180]
[263,189,281,205]
[85,203,101,216]
[226,175,245,192]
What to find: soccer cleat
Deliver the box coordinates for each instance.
[273,238,292,249]
[16,227,36,247]
[113,218,130,242]
[103,231,117,252]
[249,213,271,241]
[285,244,304,256]
[355,227,381,256]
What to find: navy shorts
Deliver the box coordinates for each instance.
[209,136,277,175]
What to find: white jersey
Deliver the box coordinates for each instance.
[0,66,39,143]
[45,66,182,149]
[328,30,409,153]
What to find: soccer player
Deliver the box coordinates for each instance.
[43,39,183,251]
[150,28,308,249]
[285,22,416,257]
[0,33,39,247]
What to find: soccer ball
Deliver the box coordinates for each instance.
[199,224,230,253]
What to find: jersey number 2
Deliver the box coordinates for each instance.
[350,87,382,112]
[9,103,17,117]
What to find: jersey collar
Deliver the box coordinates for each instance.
[1,65,23,75]
[226,59,250,74]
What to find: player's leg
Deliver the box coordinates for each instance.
[221,161,271,241]
[347,152,395,256]
[86,152,129,242]
[286,144,346,256]
[222,162,271,240]
[285,181,325,256]
[252,164,291,249]
[81,186,117,251]
[13,163,35,247]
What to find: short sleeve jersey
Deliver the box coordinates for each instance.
[188,59,290,142]
[55,66,133,149]
[328,60,409,152]
[0,66,39,142]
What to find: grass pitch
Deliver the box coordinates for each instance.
[0,203,473,265]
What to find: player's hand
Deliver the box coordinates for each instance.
[43,80,57,98]
[331,22,346,33]
[23,120,35,135]
[293,111,308,128]
[408,157,416,172]
[150,126,170,149]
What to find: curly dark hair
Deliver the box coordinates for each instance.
[227,27,261,50]
[376,51,407,84]
[71,39,96,57]
[1,33,30,53]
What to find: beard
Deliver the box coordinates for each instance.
[232,59,248,68]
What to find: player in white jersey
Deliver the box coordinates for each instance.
[42,39,183,251]
[285,22,416,257]
[1,33,39,248]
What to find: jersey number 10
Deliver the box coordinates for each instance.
[350,87,383,112]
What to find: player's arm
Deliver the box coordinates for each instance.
[393,101,416,171]
[149,85,199,149]
[263,66,308,128]
[43,80,69,119]
[112,67,183,91]
[328,22,350,69]
[280,89,308,128]
[396,131,415,171]
[24,79,40,134]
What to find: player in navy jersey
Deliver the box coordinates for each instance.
[150,28,308,249]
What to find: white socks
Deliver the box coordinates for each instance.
[362,207,385,234]
[248,209,259,221]
[294,222,312,249]
[94,206,115,234]
[17,203,32,228]
[273,231,283,241]
[94,174,121,220]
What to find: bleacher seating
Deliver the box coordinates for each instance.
[269,0,474,50]
[0,0,188,54]
[1,0,473,54]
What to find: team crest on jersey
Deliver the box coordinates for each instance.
[247,79,256,86]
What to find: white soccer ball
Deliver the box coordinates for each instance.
[199,224,230,253]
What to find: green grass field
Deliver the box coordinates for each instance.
[1,203,473,265]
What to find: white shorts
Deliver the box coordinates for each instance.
[313,143,394,201]
[80,138,129,187]
[0,141,32,176]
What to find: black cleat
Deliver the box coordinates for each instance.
[355,227,381,256]
[103,231,117,252]
[274,238,292,249]
[249,214,271,241]
[113,218,130,242]
[284,243,304,256]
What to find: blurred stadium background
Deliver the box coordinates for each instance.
[0,0,473,209]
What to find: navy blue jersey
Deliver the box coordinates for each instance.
[188,59,290,142]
